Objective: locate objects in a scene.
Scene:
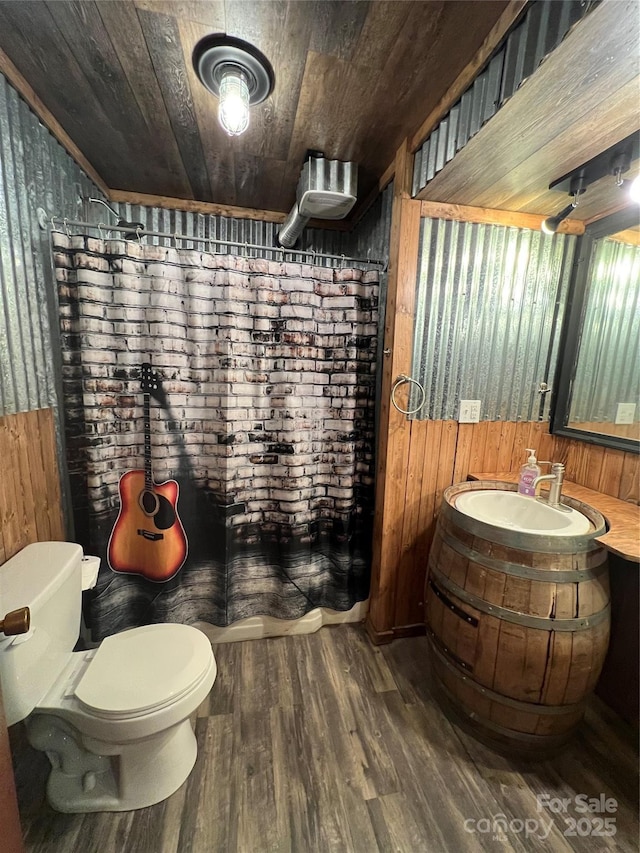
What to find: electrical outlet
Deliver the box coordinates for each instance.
[615,402,636,425]
[459,400,481,423]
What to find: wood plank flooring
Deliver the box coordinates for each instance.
[10,626,639,852]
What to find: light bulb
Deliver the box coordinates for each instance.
[630,174,640,204]
[218,69,250,136]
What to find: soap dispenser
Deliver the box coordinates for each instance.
[518,448,541,496]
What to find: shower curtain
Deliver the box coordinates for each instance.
[54,234,379,640]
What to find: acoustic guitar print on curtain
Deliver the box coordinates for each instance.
[107,362,188,582]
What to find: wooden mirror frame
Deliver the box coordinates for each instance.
[551,205,640,453]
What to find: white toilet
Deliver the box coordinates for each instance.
[0,541,216,813]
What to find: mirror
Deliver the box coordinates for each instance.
[552,205,640,452]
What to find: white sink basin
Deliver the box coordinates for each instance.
[455,490,592,536]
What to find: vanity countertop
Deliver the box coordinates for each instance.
[468,472,640,563]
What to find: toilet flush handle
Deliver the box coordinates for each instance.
[0,607,30,636]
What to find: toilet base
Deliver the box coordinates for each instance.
[27,713,197,812]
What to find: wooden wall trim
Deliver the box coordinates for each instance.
[408,0,529,153]
[108,189,353,231]
[0,47,109,196]
[420,200,586,234]
[109,189,286,224]
[367,140,422,638]
[0,409,65,565]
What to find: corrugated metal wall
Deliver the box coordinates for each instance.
[411,218,576,422]
[0,72,104,416]
[570,237,640,423]
[109,200,388,267]
[412,0,599,196]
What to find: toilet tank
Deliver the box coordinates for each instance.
[0,542,83,726]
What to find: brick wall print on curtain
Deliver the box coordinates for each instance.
[54,234,378,639]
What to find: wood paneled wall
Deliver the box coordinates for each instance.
[0,409,65,565]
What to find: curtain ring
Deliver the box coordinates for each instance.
[50,216,58,233]
[391,374,426,416]
[97,222,104,239]
[173,231,180,247]
[136,226,143,244]
[63,218,70,237]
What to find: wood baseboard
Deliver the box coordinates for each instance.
[364,618,395,645]
[391,623,426,640]
[364,618,426,645]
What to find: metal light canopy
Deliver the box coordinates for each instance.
[193,34,275,137]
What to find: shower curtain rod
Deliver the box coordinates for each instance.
[48,217,387,268]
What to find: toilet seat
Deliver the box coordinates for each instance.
[75,624,213,719]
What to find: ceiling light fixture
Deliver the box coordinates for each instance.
[193,34,274,138]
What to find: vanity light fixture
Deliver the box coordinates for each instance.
[541,202,577,235]
[541,174,586,235]
[544,133,640,232]
[192,34,275,137]
[611,152,640,204]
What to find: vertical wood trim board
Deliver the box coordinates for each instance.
[370,418,638,638]
[368,140,423,639]
[0,408,64,565]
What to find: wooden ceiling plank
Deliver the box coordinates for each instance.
[134,0,226,28]
[0,46,108,195]
[245,0,315,166]
[43,0,178,195]
[351,1,415,72]
[177,16,236,204]
[417,0,639,209]
[0,1,128,190]
[136,7,211,201]
[408,0,527,152]
[354,1,514,183]
[307,0,371,61]
[95,0,192,198]
[223,0,298,165]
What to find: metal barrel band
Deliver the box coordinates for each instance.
[426,626,474,673]
[434,677,573,746]
[428,563,610,631]
[441,500,605,554]
[427,630,587,717]
[390,374,426,416]
[438,528,608,583]
[428,578,478,627]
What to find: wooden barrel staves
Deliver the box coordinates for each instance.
[425,481,610,758]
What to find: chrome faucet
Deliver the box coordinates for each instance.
[532,462,570,511]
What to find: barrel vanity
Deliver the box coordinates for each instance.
[424,474,637,758]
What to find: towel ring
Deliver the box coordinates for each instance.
[391,374,426,415]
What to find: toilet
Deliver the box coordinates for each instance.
[0,541,216,813]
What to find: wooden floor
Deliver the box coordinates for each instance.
[10,626,639,852]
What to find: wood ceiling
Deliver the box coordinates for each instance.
[0,0,512,214]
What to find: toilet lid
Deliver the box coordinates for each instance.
[75,624,213,716]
